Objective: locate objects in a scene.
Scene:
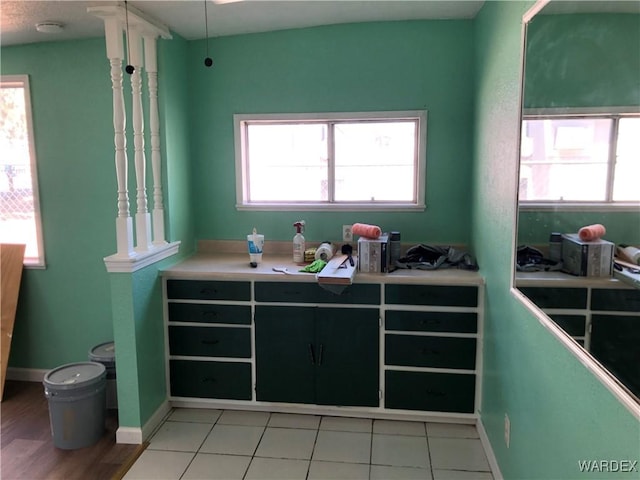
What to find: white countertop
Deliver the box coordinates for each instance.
[515,270,625,288]
[162,253,484,286]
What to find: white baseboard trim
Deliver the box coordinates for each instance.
[477,417,503,480]
[6,367,48,382]
[116,400,171,444]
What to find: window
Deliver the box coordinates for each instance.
[519,110,640,206]
[0,76,45,267]
[234,111,427,210]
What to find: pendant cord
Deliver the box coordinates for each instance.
[203,0,213,66]
[204,0,210,56]
[125,0,134,74]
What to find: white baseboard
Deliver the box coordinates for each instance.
[116,400,171,444]
[6,367,48,382]
[477,417,503,480]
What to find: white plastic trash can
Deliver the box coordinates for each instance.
[88,341,117,410]
[43,362,106,450]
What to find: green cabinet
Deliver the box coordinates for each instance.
[165,279,253,401]
[255,305,379,407]
[383,284,480,414]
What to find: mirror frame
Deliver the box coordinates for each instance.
[510,0,640,419]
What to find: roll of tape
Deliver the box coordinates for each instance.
[315,243,334,261]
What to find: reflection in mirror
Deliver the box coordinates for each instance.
[515,1,640,405]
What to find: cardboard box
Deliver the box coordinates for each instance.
[561,233,613,277]
[357,234,389,273]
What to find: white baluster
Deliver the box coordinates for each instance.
[129,29,152,252]
[144,36,166,245]
[106,18,134,258]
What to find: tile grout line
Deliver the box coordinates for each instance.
[425,421,435,480]
[304,419,321,480]
[242,411,271,480]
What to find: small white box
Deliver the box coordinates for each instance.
[357,234,389,273]
[561,233,613,277]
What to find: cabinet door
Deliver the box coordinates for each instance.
[166,280,250,301]
[591,314,640,398]
[170,360,252,400]
[168,303,251,325]
[169,325,251,358]
[385,334,476,370]
[315,308,379,407]
[255,282,380,305]
[385,370,475,413]
[255,306,316,404]
[386,285,478,307]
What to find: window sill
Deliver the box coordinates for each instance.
[236,203,426,212]
[519,202,640,213]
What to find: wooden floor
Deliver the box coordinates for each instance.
[1,380,141,480]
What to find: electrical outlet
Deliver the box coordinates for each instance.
[343,225,353,242]
[504,413,511,448]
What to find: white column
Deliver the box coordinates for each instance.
[105,17,134,258]
[129,29,152,252]
[144,35,167,245]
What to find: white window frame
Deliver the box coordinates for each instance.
[520,106,640,213]
[234,110,427,211]
[1,75,45,267]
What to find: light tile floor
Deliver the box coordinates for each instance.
[123,409,494,480]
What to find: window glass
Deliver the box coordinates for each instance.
[246,123,327,202]
[236,111,426,210]
[334,121,416,202]
[613,117,640,202]
[0,76,45,266]
[520,115,639,203]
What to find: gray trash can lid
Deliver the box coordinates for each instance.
[89,341,115,363]
[44,362,106,390]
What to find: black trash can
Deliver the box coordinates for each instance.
[43,362,106,449]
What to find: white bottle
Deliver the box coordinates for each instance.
[293,221,305,264]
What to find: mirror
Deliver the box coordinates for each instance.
[515,1,640,406]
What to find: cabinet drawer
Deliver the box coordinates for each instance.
[386,311,477,333]
[170,360,252,400]
[168,303,251,325]
[518,287,587,309]
[385,370,475,413]
[167,280,250,301]
[386,334,476,369]
[255,282,380,305]
[591,288,640,312]
[385,285,477,307]
[169,326,251,358]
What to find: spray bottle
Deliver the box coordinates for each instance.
[293,221,306,264]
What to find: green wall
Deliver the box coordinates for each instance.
[187,21,475,245]
[159,34,196,250]
[524,13,640,109]
[518,210,640,246]
[518,13,640,247]
[2,39,118,369]
[473,2,640,479]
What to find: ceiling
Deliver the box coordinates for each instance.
[1,0,486,47]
